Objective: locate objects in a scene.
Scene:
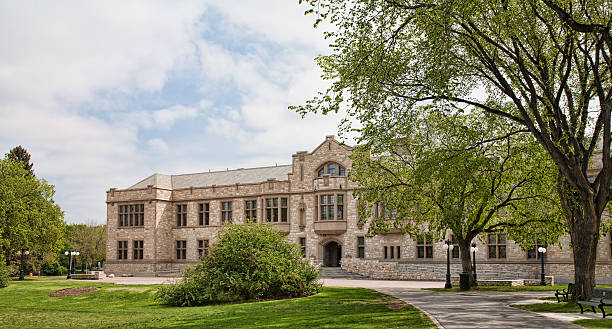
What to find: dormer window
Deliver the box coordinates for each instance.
[317,162,346,177]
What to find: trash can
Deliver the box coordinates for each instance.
[459,272,470,290]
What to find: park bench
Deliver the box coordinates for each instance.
[555,283,574,303]
[577,287,612,318]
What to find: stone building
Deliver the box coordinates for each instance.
[105,136,612,283]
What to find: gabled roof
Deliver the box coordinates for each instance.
[128,165,292,190]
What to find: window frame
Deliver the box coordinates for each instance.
[265,197,288,223]
[176,204,187,227]
[299,237,306,258]
[357,236,365,259]
[316,162,346,177]
[416,236,433,259]
[176,240,187,260]
[118,204,144,227]
[318,193,344,221]
[117,240,128,260]
[487,234,507,259]
[198,239,209,258]
[244,200,257,223]
[527,236,547,260]
[133,240,143,260]
[221,201,233,224]
[198,203,210,226]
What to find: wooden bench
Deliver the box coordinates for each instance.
[555,283,573,303]
[577,287,612,318]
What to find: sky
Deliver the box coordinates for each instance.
[0,1,349,225]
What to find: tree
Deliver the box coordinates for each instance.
[353,109,563,284]
[295,0,611,299]
[7,146,34,176]
[66,223,106,270]
[0,158,65,267]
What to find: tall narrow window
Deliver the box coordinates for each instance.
[527,236,547,259]
[319,194,344,220]
[357,237,365,259]
[133,240,143,260]
[198,203,209,226]
[176,240,187,260]
[488,234,507,259]
[396,246,401,259]
[176,204,187,226]
[245,200,257,222]
[117,241,128,260]
[221,201,232,224]
[384,246,388,259]
[299,237,306,258]
[417,236,433,258]
[451,235,460,259]
[265,198,288,222]
[198,239,209,258]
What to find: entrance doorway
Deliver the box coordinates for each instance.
[323,241,342,267]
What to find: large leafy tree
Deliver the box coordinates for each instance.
[0,158,65,266]
[66,223,106,269]
[353,110,563,284]
[295,0,611,299]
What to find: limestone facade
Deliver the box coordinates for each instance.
[105,136,612,283]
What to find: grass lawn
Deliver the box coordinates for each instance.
[0,281,436,328]
[11,276,67,281]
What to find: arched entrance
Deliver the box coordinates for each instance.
[323,241,342,267]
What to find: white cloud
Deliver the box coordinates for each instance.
[152,105,199,128]
[148,138,169,153]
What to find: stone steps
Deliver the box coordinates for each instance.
[319,266,369,280]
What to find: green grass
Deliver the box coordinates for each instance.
[574,319,612,329]
[11,276,67,281]
[0,281,436,328]
[426,285,567,292]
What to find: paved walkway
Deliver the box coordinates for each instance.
[376,288,584,329]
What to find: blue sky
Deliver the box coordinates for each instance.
[0,1,349,224]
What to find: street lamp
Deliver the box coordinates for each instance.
[64,249,80,279]
[471,243,479,287]
[539,247,547,286]
[442,240,454,288]
[18,249,29,281]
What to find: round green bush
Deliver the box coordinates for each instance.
[155,223,320,306]
[42,261,68,276]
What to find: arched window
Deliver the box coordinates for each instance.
[316,162,346,177]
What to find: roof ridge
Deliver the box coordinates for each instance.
[169,164,292,177]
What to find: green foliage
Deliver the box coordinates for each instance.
[0,260,9,288]
[41,261,67,276]
[0,158,66,265]
[353,109,564,249]
[66,223,106,268]
[156,223,320,306]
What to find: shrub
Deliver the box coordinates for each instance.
[156,223,320,306]
[42,261,68,276]
[0,260,9,288]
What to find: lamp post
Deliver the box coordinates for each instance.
[470,243,479,287]
[64,249,80,279]
[443,240,454,288]
[18,249,29,281]
[539,247,547,286]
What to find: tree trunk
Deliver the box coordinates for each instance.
[457,239,474,285]
[558,175,601,301]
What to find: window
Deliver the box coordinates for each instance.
[451,235,460,259]
[488,234,507,259]
[133,240,143,260]
[245,200,257,222]
[198,239,209,258]
[176,204,187,226]
[118,204,144,227]
[176,240,187,260]
[357,237,365,259]
[198,203,209,226]
[383,246,401,259]
[299,237,306,258]
[527,236,547,259]
[319,194,344,220]
[417,236,433,258]
[265,198,288,222]
[117,241,128,260]
[221,201,232,224]
[316,162,346,177]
